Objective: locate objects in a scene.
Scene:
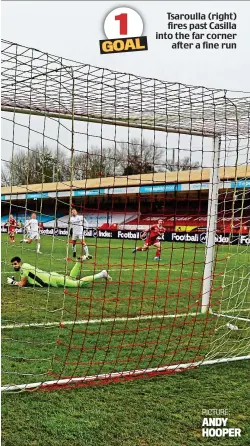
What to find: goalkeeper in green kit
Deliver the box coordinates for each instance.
[8,256,112,288]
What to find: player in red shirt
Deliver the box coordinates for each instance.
[132,219,166,261]
[5,214,18,243]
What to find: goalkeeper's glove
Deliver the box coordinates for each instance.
[7,276,18,286]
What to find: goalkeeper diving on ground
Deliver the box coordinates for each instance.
[8,256,111,287]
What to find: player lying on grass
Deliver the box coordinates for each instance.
[70,208,92,259]
[132,218,166,261]
[8,256,111,288]
[20,212,42,254]
[5,214,18,243]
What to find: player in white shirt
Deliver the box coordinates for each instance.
[70,208,92,259]
[20,212,41,253]
[23,217,31,241]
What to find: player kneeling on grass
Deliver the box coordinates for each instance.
[70,208,92,259]
[8,256,111,288]
[132,218,166,261]
[20,212,41,254]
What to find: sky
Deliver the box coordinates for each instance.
[2,1,250,91]
[1,1,250,168]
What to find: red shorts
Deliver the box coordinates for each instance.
[8,227,16,234]
[144,237,158,247]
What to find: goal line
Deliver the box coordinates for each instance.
[2,307,249,330]
[211,311,250,323]
[1,311,202,330]
[2,355,250,392]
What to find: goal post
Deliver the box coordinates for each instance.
[201,136,221,313]
[1,40,250,392]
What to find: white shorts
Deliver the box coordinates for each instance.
[29,232,40,241]
[72,233,85,242]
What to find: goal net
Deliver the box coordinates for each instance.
[1,40,250,391]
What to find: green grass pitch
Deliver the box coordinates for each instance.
[1,234,250,445]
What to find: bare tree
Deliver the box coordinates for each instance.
[72,146,122,180]
[118,138,164,175]
[1,141,201,188]
[1,144,122,186]
[1,165,11,186]
[165,156,200,172]
[1,145,70,186]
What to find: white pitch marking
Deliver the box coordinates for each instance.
[3,266,248,277]
[2,307,249,330]
[217,308,250,313]
[2,355,250,392]
[212,311,250,323]
[2,311,201,330]
[2,267,200,274]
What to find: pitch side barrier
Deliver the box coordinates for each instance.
[2,226,249,245]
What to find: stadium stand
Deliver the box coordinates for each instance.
[1,211,138,229]
[2,209,249,234]
[120,214,249,234]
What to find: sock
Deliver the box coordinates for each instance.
[93,271,103,279]
[84,244,89,257]
[137,247,143,251]
[70,262,81,278]
[155,248,161,258]
[37,242,41,252]
[80,271,102,283]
